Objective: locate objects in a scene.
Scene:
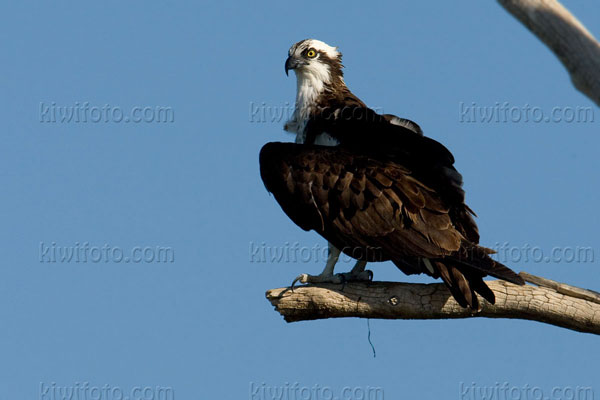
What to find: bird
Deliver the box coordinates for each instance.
[259,39,524,309]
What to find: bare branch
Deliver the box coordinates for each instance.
[520,271,600,304]
[498,0,600,106]
[265,273,600,335]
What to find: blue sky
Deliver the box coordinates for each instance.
[1,1,599,399]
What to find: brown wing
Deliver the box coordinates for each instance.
[260,142,462,260]
[259,142,524,308]
[304,103,480,244]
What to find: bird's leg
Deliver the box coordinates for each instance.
[337,260,373,282]
[291,243,342,289]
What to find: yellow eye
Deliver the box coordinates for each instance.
[306,49,316,58]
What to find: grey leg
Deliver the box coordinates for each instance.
[291,242,343,288]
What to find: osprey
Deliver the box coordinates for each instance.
[259,39,524,309]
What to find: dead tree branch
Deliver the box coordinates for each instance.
[498,0,600,106]
[266,273,600,335]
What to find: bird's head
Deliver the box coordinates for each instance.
[285,39,344,89]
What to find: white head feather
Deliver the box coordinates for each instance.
[284,39,343,144]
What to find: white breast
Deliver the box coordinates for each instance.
[284,61,340,147]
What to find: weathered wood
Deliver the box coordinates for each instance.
[520,272,600,305]
[266,278,600,334]
[498,0,600,106]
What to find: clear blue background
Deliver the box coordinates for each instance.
[1,1,598,399]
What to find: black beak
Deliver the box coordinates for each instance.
[285,56,301,76]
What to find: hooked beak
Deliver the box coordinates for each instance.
[285,56,306,76]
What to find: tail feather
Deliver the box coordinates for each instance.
[434,261,478,309]
[451,265,476,309]
[462,268,496,304]
[430,243,523,309]
[451,244,525,286]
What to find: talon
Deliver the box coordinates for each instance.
[291,273,308,291]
